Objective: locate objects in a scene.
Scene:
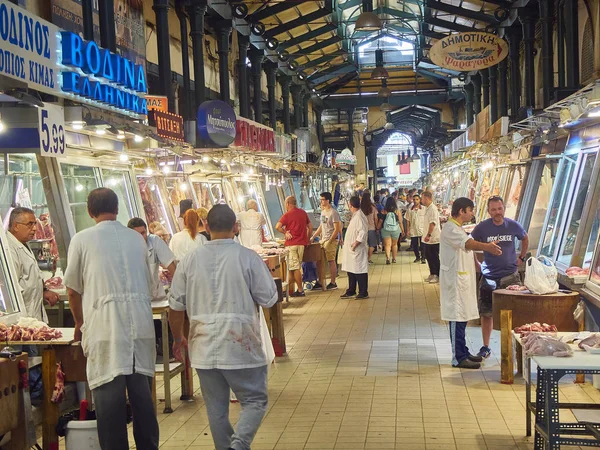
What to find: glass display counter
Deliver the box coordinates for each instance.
[193,182,213,209]
[164,177,195,228]
[264,186,284,238]
[504,165,525,220]
[137,176,175,236]
[0,225,27,325]
[586,235,600,296]
[234,180,273,239]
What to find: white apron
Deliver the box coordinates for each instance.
[7,233,48,323]
[341,211,369,274]
[439,220,478,322]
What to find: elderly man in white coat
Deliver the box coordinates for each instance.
[340,196,370,299]
[440,197,502,369]
[64,188,159,450]
[169,204,278,450]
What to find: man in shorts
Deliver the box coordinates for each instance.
[471,196,529,359]
[276,196,312,297]
[311,192,342,290]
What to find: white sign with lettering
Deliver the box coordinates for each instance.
[38,104,66,158]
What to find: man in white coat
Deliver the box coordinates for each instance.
[440,197,502,369]
[64,188,158,450]
[169,204,278,450]
[340,196,369,299]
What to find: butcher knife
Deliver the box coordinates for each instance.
[18,359,38,447]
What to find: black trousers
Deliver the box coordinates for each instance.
[347,272,368,296]
[423,243,440,276]
[411,236,423,259]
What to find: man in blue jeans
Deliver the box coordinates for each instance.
[170,205,278,450]
[471,196,529,359]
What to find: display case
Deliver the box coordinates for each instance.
[292,178,317,212]
[586,235,600,296]
[234,180,274,239]
[503,164,526,220]
[164,177,196,229]
[0,225,28,325]
[518,157,561,256]
[137,176,176,236]
[264,185,284,238]
[192,182,213,209]
[538,149,598,268]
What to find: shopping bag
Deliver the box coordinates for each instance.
[524,256,559,294]
[259,308,276,364]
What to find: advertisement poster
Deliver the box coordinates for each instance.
[50,0,145,66]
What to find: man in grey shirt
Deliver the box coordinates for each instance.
[311,192,342,290]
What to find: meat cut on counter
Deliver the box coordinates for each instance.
[565,266,590,276]
[506,284,528,291]
[0,323,63,341]
[521,333,573,357]
[514,322,558,337]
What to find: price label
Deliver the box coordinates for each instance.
[38,104,66,158]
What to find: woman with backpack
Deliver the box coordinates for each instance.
[361,192,379,264]
[378,197,405,264]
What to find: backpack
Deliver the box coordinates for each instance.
[383,212,398,232]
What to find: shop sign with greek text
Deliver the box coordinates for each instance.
[150,110,184,142]
[429,32,508,71]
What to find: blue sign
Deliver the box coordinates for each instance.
[197,100,237,147]
[60,31,147,116]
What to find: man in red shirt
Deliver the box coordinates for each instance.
[276,196,312,297]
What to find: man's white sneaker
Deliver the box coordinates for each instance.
[424,275,433,282]
[429,275,439,284]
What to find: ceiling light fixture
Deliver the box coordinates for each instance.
[119,152,129,162]
[134,135,144,142]
[278,49,290,62]
[232,3,249,19]
[71,121,86,130]
[96,128,106,136]
[371,49,389,80]
[355,0,382,31]
[287,59,299,71]
[297,71,306,80]
[380,102,392,112]
[145,167,153,175]
[266,38,279,50]
[250,22,265,36]
[116,131,125,139]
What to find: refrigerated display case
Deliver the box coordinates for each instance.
[538,148,598,269]
[0,225,27,325]
[164,177,196,228]
[137,176,176,236]
[518,157,561,256]
[234,180,274,239]
[503,164,526,220]
[586,236,600,296]
[193,181,213,209]
[264,185,284,238]
[293,178,317,212]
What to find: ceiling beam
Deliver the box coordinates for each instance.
[483,0,514,9]
[426,0,497,23]
[294,36,341,59]
[424,17,476,33]
[309,63,356,85]
[321,72,360,95]
[323,93,448,109]
[278,24,337,50]
[248,1,307,22]
[422,28,447,40]
[264,7,332,39]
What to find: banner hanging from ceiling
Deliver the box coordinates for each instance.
[429,32,508,71]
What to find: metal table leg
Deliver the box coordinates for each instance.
[534,366,546,450]
[161,310,173,413]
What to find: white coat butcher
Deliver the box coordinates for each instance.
[341,210,369,274]
[7,232,48,323]
[63,221,155,390]
[439,219,479,322]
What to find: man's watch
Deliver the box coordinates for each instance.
[518,256,526,261]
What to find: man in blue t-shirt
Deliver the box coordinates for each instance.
[470,196,529,359]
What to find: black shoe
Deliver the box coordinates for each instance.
[413,258,420,263]
[392,259,397,263]
[326,282,338,290]
[355,294,369,299]
[453,359,481,369]
[386,259,391,265]
[340,292,355,298]
[406,247,413,251]
[313,282,323,290]
[291,291,305,298]
[421,259,426,264]
[468,354,483,362]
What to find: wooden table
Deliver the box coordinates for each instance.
[152,300,193,413]
[302,243,326,291]
[492,289,580,384]
[532,352,600,449]
[0,354,29,449]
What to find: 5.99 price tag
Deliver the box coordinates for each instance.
[38,104,66,158]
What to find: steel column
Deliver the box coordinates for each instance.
[153,0,174,111]
[279,76,291,134]
[216,21,232,103]
[347,108,354,152]
[176,1,191,120]
[82,0,94,41]
[480,70,490,108]
[464,84,474,126]
[250,48,264,123]
[238,33,250,118]
[489,66,498,123]
[290,84,303,130]
[508,27,522,118]
[498,58,508,117]
[539,0,554,107]
[187,0,207,109]
[520,9,536,109]
[265,61,278,129]
[472,74,482,115]
[557,1,566,89]
[99,0,116,51]
[302,91,310,128]
[564,0,580,89]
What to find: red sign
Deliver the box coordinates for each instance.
[150,110,185,142]
[234,117,275,152]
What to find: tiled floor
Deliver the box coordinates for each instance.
[145,246,600,449]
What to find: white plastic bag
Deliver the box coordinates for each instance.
[524,256,559,294]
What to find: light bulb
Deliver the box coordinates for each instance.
[202,156,209,162]
[238,195,244,204]
[145,167,153,175]
[163,165,171,174]
[75,184,84,192]
[0,121,4,133]
[180,182,188,191]
[249,168,254,174]
[72,123,84,130]
[119,153,129,162]
[117,132,125,139]
[134,135,144,142]
[96,128,106,135]
[243,174,249,181]
[220,158,227,164]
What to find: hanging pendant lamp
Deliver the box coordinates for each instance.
[355,0,382,31]
[371,49,389,80]
[378,79,391,97]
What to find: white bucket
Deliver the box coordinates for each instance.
[65,420,101,450]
